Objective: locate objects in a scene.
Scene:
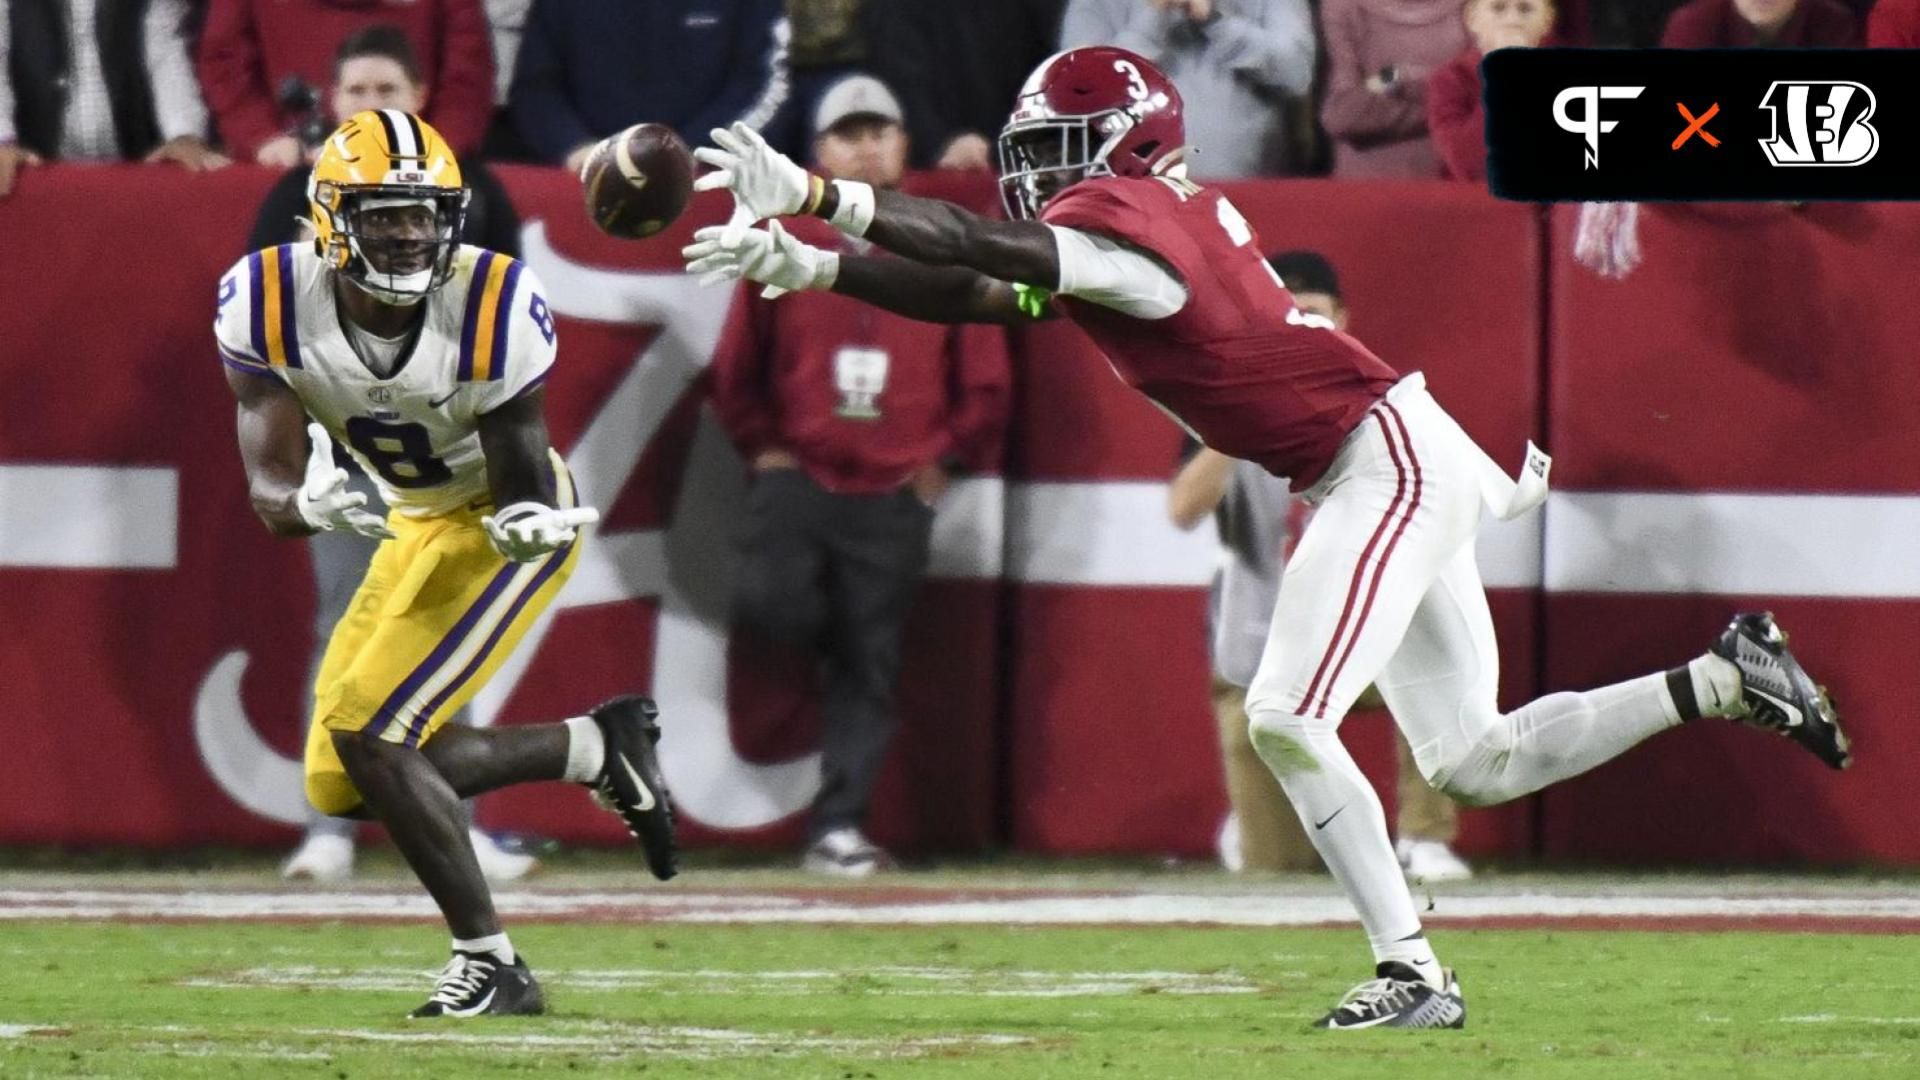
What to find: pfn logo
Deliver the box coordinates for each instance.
[1758,81,1879,167]
[1553,86,1646,169]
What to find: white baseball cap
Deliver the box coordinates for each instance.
[813,74,904,136]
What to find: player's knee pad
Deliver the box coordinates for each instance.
[1245,708,1333,780]
[1432,725,1518,808]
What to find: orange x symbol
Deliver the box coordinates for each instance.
[1673,102,1721,149]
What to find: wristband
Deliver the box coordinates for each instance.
[801,173,828,216]
[826,178,876,237]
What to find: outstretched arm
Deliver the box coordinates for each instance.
[693,121,1062,289]
[683,221,1030,325]
[832,255,1027,325]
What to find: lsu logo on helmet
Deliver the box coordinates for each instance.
[307,108,471,303]
[1757,81,1879,167]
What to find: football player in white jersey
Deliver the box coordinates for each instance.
[216,109,677,1018]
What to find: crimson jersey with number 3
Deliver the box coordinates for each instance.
[1041,176,1399,489]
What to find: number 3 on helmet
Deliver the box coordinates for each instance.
[307,108,471,305]
[996,47,1187,221]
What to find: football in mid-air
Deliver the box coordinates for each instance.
[580,122,694,239]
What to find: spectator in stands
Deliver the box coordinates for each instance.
[247,27,519,258]
[1318,0,1467,178]
[1660,0,1858,45]
[197,0,495,165]
[757,0,871,158]
[480,0,533,159]
[0,0,227,198]
[1869,0,1920,44]
[247,26,528,886]
[862,0,1066,170]
[708,75,1012,875]
[1169,251,1473,883]
[1428,0,1557,182]
[1060,0,1317,179]
[509,0,789,172]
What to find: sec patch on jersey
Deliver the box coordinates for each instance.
[580,123,694,239]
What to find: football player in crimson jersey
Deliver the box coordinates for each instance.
[684,48,1849,1029]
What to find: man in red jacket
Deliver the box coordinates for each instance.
[707,75,1012,876]
[1660,0,1858,46]
[1429,0,1558,182]
[197,0,496,164]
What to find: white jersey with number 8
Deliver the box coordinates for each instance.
[214,243,557,517]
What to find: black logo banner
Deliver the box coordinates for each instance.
[1485,49,1918,201]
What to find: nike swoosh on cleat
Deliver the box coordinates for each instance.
[618,753,657,811]
[445,988,497,1017]
[1747,687,1804,726]
[1313,806,1346,831]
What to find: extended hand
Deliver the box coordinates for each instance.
[692,121,812,244]
[481,501,600,562]
[682,220,837,298]
[298,423,394,539]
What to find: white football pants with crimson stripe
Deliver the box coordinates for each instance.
[1244,374,1683,963]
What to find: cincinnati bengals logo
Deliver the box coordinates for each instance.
[1758,81,1879,167]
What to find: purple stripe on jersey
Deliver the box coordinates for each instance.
[246,251,267,363]
[402,542,571,746]
[220,354,281,380]
[457,251,495,382]
[275,245,303,369]
[484,259,523,383]
[363,557,520,741]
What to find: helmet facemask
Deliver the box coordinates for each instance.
[997,111,1132,220]
[314,183,469,305]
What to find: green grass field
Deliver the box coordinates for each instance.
[4,862,1919,1079]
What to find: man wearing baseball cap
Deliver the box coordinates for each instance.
[708,72,1012,876]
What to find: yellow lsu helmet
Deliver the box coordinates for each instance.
[307,108,471,304]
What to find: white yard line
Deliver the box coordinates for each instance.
[5,887,1920,925]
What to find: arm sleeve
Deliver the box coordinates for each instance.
[507,0,598,163]
[214,254,281,379]
[472,263,558,413]
[1316,0,1426,141]
[683,2,789,138]
[706,284,781,458]
[1047,225,1189,319]
[144,0,211,142]
[1206,0,1316,96]
[941,322,1013,470]
[1425,58,1486,181]
[195,0,282,157]
[424,0,498,155]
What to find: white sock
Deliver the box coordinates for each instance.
[452,932,515,965]
[1376,933,1442,987]
[1248,710,1438,983]
[1688,653,1744,717]
[562,716,605,783]
[1440,673,1681,805]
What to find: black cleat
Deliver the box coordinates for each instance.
[1313,962,1466,1030]
[1711,612,1851,769]
[408,952,546,1018]
[589,695,679,880]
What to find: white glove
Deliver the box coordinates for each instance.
[297,423,394,539]
[481,500,600,563]
[682,220,838,299]
[692,121,811,245]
